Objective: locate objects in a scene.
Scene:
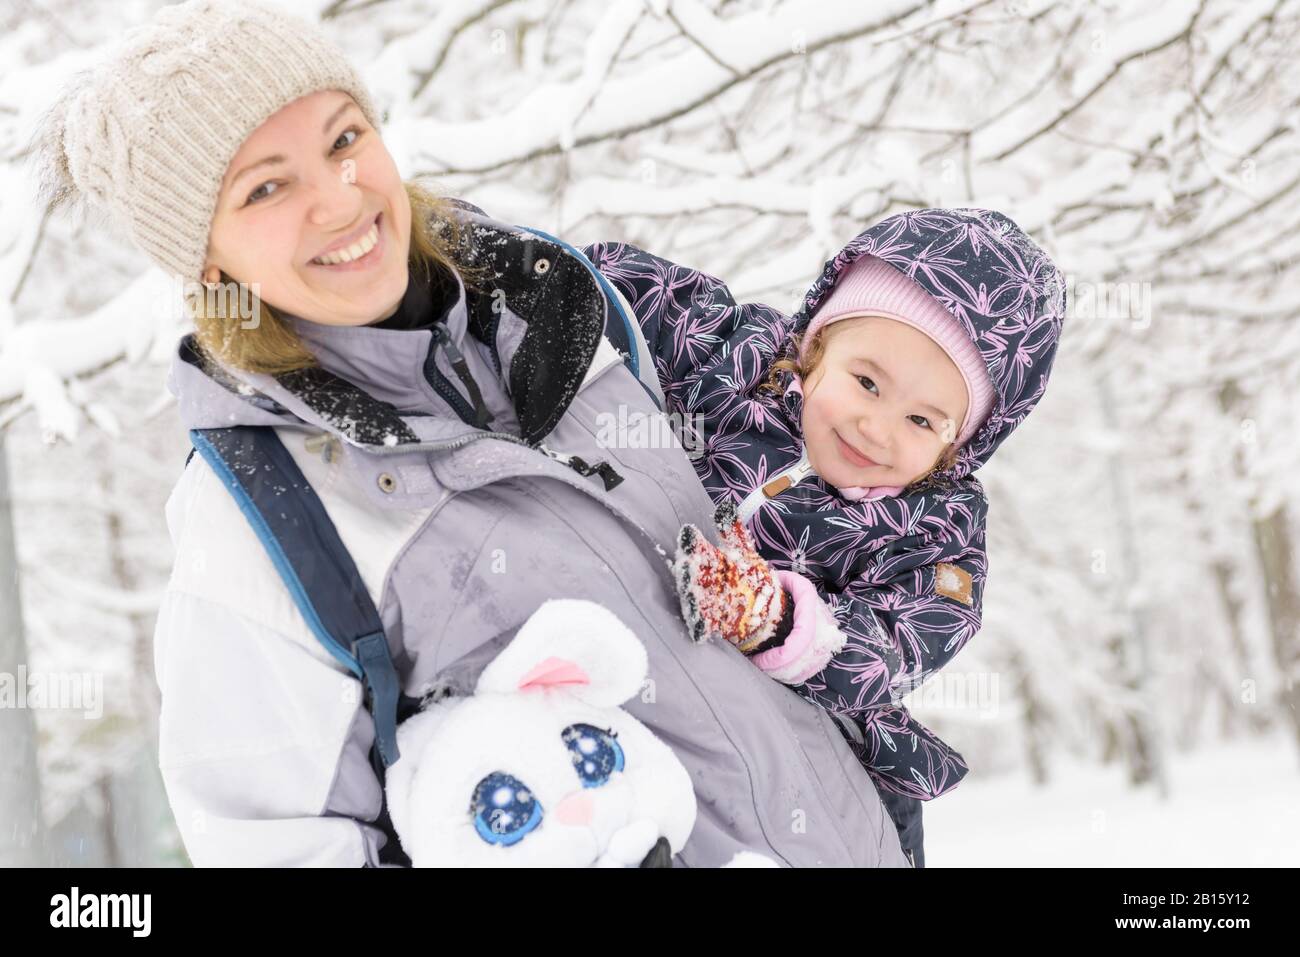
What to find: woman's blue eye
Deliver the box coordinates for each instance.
[856,375,878,395]
[909,415,931,429]
[469,771,542,846]
[562,724,624,788]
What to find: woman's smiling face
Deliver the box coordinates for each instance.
[204,89,412,327]
[801,315,969,490]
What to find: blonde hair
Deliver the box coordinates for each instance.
[188,180,478,377]
[760,324,960,490]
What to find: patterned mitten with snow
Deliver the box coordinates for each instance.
[671,501,793,653]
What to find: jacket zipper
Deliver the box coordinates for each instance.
[293,319,626,488]
[427,323,494,430]
[308,423,625,492]
[736,449,815,524]
[537,445,624,492]
[410,434,654,561]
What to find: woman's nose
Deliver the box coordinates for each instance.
[305,168,363,228]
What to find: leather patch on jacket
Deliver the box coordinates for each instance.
[934,562,973,605]
[763,476,793,497]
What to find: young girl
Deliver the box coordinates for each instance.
[583,207,1066,866]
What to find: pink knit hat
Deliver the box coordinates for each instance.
[801,255,996,449]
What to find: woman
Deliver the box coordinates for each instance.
[35,0,910,867]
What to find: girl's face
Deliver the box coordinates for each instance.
[204,89,411,327]
[801,316,969,490]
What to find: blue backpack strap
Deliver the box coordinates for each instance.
[186,426,406,770]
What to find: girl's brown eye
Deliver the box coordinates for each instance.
[909,415,931,429]
[333,128,360,151]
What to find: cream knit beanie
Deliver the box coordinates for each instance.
[32,0,382,285]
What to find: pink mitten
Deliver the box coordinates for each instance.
[749,568,847,685]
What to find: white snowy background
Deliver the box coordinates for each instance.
[1,0,1297,866]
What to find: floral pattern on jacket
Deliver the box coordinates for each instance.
[583,207,1066,800]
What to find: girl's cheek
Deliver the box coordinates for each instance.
[799,400,821,435]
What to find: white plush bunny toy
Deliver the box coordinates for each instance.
[385,598,775,867]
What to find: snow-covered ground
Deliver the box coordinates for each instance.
[926,732,1300,867]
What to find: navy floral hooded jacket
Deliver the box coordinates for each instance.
[583,208,1066,800]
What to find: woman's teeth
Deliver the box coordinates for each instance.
[311,221,379,265]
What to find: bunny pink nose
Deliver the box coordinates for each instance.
[555,791,595,826]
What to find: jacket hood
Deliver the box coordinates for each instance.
[786,207,1066,482]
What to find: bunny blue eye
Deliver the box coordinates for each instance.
[562,724,624,788]
[469,771,542,846]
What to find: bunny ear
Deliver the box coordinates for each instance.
[517,657,590,691]
[476,599,648,708]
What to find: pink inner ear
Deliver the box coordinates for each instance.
[517,657,590,691]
